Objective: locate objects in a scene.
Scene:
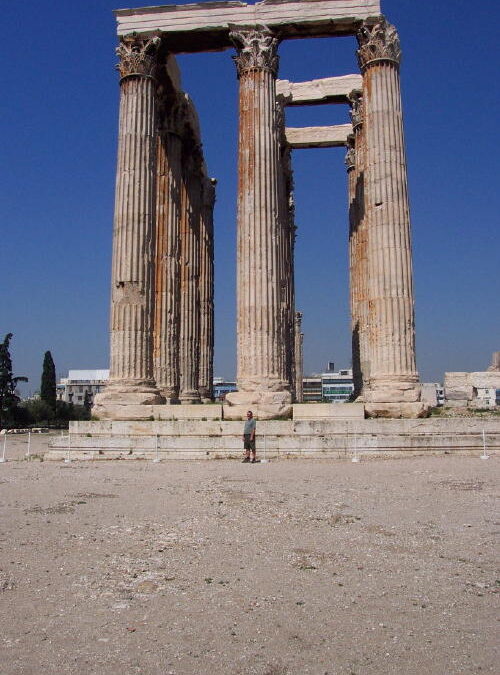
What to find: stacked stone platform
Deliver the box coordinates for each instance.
[47,417,500,462]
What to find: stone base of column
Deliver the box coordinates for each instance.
[179,390,201,404]
[363,376,430,418]
[224,389,292,420]
[93,381,164,421]
[198,387,213,404]
[159,387,180,405]
[364,376,422,403]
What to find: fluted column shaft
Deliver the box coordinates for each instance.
[357,19,420,405]
[280,144,296,398]
[103,37,163,408]
[346,133,361,397]
[347,89,369,399]
[199,177,216,402]
[229,28,290,402]
[179,152,201,403]
[154,123,182,402]
[294,311,304,403]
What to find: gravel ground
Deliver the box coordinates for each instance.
[0,439,498,674]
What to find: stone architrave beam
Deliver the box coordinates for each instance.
[277,74,362,105]
[115,0,381,52]
[285,124,352,148]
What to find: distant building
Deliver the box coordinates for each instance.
[303,364,354,403]
[213,377,237,401]
[57,370,109,406]
[302,376,322,402]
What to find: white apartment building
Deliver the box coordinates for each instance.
[57,370,109,406]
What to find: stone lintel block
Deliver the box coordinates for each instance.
[285,124,352,148]
[293,403,365,420]
[277,74,362,105]
[115,1,381,49]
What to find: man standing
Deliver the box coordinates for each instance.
[242,410,257,463]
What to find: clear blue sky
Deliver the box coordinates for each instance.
[2,0,499,395]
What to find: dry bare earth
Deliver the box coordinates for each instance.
[0,452,498,674]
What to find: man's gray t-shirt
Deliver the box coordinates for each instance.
[244,418,256,435]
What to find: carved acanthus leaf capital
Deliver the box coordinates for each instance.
[116,35,161,80]
[348,89,364,129]
[229,26,280,77]
[345,134,356,171]
[356,17,401,70]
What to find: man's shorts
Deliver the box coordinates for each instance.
[243,434,255,451]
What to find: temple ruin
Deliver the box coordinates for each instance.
[94,0,428,421]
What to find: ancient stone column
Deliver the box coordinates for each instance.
[153,99,183,403]
[357,18,425,417]
[294,311,304,403]
[345,132,362,398]
[178,144,202,403]
[225,26,292,419]
[94,36,163,419]
[346,89,369,400]
[198,176,216,402]
[276,98,296,398]
[283,145,297,398]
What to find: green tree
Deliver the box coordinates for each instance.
[23,399,54,425]
[0,333,28,428]
[40,351,56,412]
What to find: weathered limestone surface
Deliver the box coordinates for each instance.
[94,36,164,420]
[225,26,292,420]
[285,124,352,148]
[356,18,425,418]
[115,1,381,49]
[277,74,362,104]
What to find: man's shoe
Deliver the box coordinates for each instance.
[251,458,259,463]
[242,457,250,463]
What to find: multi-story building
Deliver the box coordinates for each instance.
[57,370,109,406]
[302,376,322,402]
[302,364,354,403]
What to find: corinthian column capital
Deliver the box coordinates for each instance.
[116,35,161,81]
[356,17,401,71]
[229,25,280,77]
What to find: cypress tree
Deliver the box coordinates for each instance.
[0,333,28,428]
[40,351,57,412]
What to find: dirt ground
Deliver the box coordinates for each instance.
[0,434,498,674]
